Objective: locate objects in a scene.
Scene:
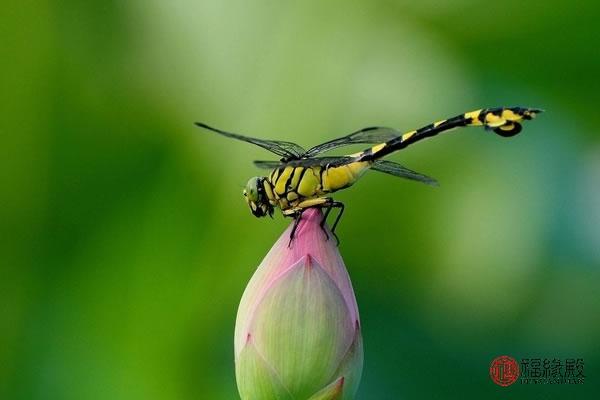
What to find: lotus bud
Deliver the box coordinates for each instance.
[234,209,363,400]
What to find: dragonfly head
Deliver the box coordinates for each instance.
[243,176,273,218]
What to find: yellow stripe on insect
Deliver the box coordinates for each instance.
[346,161,369,178]
[286,191,298,201]
[498,123,515,131]
[464,109,483,125]
[371,143,386,154]
[433,120,446,128]
[274,166,294,194]
[501,109,521,122]
[270,168,280,184]
[402,130,416,141]
[485,112,505,128]
[263,179,274,200]
[290,167,304,190]
[322,165,354,191]
[297,168,320,197]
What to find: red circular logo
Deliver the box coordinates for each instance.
[489,355,520,386]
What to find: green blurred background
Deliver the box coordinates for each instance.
[3,1,599,399]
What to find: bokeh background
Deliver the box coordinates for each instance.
[3,1,600,399]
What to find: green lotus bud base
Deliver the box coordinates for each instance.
[235,209,363,399]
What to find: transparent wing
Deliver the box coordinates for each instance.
[195,122,306,159]
[302,126,401,157]
[371,160,438,186]
[253,160,283,169]
[253,156,354,169]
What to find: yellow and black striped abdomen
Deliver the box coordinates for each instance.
[463,107,538,136]
[320,161,370,192]
[358,106,542,161]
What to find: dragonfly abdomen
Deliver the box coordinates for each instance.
[357,107,541,162]
[321,161,370,192]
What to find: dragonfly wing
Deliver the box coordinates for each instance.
[292,156,355,167]
[253,160,284,169]
[302,127,402,157]
[253,156,353,170]
[371,160,438,186]
[195,122,306,159]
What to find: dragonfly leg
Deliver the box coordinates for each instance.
[288,211,303,247]
[328,201,345,246]
[319,204,332,242]
[318,199,344,245]
[286,197,332,245]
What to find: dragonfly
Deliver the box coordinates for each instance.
[196,106,542,244]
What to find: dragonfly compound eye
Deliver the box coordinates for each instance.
[245,176,262,202]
